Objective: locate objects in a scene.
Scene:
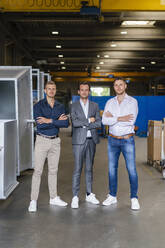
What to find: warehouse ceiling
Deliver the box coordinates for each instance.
[1,10,165,73]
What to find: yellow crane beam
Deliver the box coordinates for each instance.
[51,71,165,78]
[51,71,165,82]
[0,0,165,12]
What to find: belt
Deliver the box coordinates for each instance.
[109,133,134,139]
[86,137,92,139]
[37,133,59,139]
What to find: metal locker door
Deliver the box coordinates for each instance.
[16,68,34,173]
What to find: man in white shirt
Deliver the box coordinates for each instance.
[71,82,101,208]
[102,78,140,210]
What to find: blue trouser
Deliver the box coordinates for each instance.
[108,136,138,199]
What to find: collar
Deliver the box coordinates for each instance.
[80,98,89,106]
[43,97,59,106]
[115,93,129,102]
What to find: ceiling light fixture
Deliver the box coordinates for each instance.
[111,43,117,47]
[97,55,100,58]
[96,66,100,70]
[151,61,156,64]
[120,31,127,34]
[60,61,65,64]
[99,61,104,65]
[56,45,61,48]
[52,31,59,35]
[122,21,155,26]
[104,55,109,58]
[141,66,145,70]
[58,55,63,58]
[62,66,66,69]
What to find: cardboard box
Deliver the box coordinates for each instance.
[162,120,165,160]
[147,120,162,161]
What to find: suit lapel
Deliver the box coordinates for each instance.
[88,100,92,118]
[78,101,86,119]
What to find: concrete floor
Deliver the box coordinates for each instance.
[0,129,165,248]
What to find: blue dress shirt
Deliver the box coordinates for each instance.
[34,98,69,136]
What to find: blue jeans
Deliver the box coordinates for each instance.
[108,136,138,199]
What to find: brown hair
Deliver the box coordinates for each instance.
[44,80,56,89]
[78,81,90,90]
[113,77,126,84]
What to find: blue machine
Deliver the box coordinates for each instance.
[72,95,165,137]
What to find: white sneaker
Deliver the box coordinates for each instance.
[49,196,68,207]
[71,196,79,209]
[131,198,140,210]
[102,194,117,206]
[28,200,37,212]
[86,193,100,205]
[162,168,165,179]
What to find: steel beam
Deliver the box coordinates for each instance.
[51,71,165,77]
[0,0,165,12]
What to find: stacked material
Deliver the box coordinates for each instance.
[147,120,165,173]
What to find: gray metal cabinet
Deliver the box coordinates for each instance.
[0,120,19,199]
[0,66,34,175]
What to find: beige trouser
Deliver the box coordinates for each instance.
[31,135,61,201]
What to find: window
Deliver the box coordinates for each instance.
[91,87,110,96]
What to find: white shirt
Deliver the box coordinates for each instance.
[80,99,91,137]
[102,94,138,136]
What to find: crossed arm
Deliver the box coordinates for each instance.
[105,111,134,122]
[34,105,69,129]
[36,114,67,124]
[71,104,101,129]
[102,101,138,126]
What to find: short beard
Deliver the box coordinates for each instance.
[116,90,125,95]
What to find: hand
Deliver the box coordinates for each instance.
[105,111,113,117]
[89,117,95,123]
[118,114,134,122]
[58,114,68,120]
[36,117,52,124]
